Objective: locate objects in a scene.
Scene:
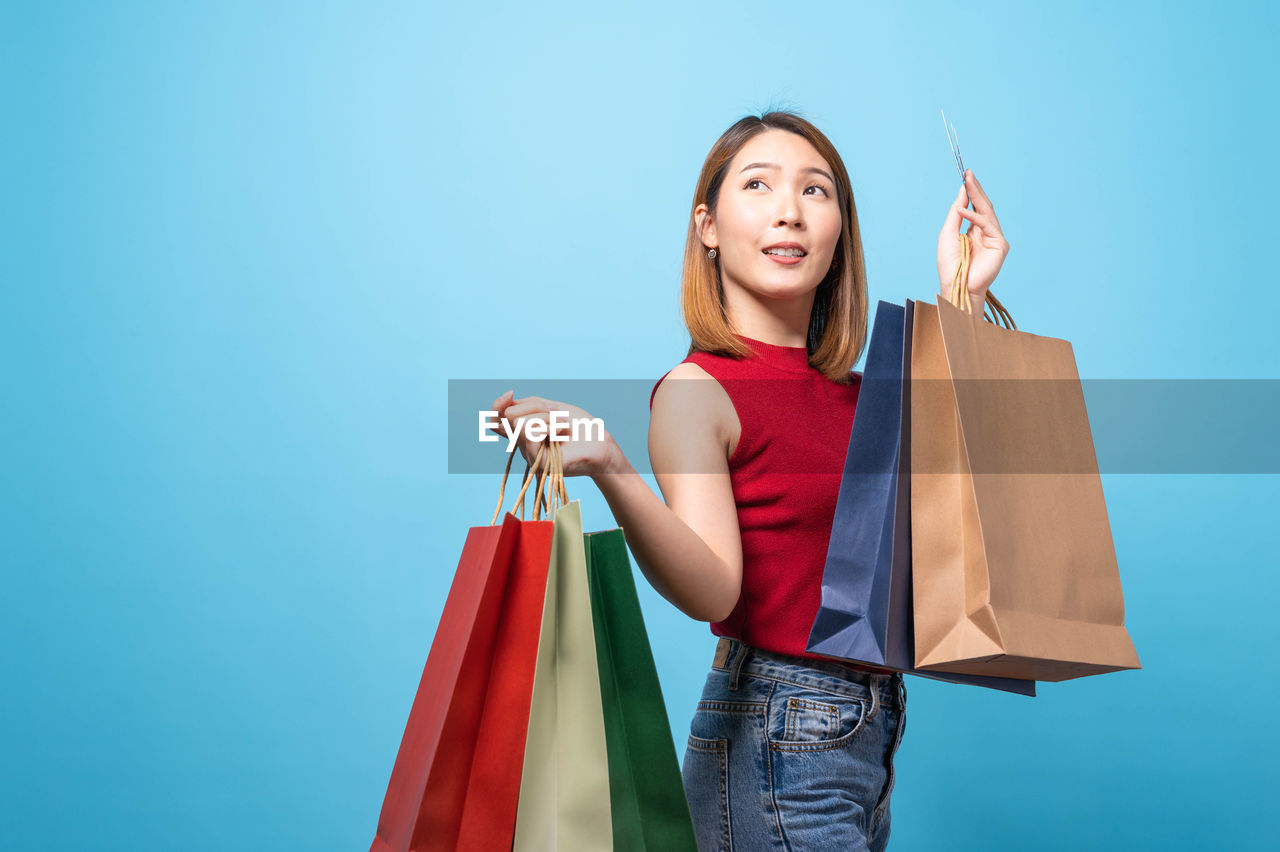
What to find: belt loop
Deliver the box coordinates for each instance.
[728,641,751,691]
[867,673,883,719]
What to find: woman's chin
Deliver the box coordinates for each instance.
[748,280,822,302]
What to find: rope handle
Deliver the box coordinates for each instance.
[491,441,544,525]
[533,439,568,519]
[948,232,1017,331]
[489,438,570,525]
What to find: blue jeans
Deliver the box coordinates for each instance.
[681,637,907,851]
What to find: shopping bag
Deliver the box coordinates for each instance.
[808,298,1036,696]
[910,283,1142,681]
[454,475,559,848]
[585,527,699,850]
[513,445,614,851]
[370,444,556,852]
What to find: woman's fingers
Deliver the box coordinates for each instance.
[487,391,513,435]
[957,214,1009,253]
[956,206,991,230]
[942,182,969,235]
[490,390,514,417]
[964,171,1006,243]
[502,400,545,419]
[495,396,603,471]
[956,200,1006,243]
[964,169,992,213]
[502,400,572,440]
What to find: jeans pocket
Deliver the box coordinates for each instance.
[767,689,868,752]
[682,733,730,852]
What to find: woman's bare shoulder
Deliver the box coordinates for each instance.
[662,359,716,383]
[649,360,740,465]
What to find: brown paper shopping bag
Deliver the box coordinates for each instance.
[910,282,1140,682]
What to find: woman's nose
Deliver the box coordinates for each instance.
[774,200,802,227]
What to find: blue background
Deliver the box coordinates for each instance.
[4,1,1277,849]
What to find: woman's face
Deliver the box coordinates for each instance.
[699,129,843,308]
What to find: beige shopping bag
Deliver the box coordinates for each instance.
[513,442,613,850]
[910,288,1141,682]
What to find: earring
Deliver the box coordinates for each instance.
[707,248,717,259]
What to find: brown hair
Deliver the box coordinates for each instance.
[680,110,868,383]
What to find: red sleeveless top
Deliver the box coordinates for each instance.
[650,332,894,675]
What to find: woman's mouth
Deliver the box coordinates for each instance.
[763,248,806,265]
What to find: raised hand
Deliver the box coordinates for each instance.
[487,390,619,479]
[936,169,1011,306]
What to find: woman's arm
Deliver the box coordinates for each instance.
[594,362,742,623]
[489,363,742,623]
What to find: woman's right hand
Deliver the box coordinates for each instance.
[487,390,620,478]
[936,168,1010,305]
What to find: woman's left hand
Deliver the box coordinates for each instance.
[936,168,1010,306]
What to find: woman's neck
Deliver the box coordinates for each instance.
[722,282,814,348]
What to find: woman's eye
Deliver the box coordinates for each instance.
[744,178,831,197]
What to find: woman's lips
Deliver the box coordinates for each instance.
[763,250,805,265]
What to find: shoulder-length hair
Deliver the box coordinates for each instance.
[681,110,868,383]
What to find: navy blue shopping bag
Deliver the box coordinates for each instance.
[807,299,1036,696]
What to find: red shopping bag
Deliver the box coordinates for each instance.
[455,514,554,848]
[370,444,558,852]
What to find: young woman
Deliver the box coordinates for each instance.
[489,110,1009,851]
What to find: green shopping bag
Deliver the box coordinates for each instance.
[585,528,698,851]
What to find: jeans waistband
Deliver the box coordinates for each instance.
[712,637,906,712]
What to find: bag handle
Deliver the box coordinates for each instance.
[489,439,570,525]
[949,233,1017,330]
[532,439,568,520]
[491,441,544,525]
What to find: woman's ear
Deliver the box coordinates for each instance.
[694,205,717,250]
